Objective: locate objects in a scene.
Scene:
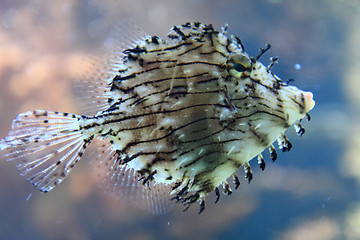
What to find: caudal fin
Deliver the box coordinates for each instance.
[0,110,91,192]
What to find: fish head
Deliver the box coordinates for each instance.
[225,52,315,131]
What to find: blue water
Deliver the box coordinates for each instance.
[0,0,359,239]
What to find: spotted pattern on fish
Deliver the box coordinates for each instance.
[0,22,315,214]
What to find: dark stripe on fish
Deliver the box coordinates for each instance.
[177,44,203,56]
[121,116,222,153]
[178,138,247,159]
[165,61,224,69]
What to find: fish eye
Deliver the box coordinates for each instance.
[233,63,247,72]
[227,54,252,78]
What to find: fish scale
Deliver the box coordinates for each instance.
[0,22,315,214]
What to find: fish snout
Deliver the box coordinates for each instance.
[302,91,315,112]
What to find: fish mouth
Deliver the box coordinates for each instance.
[302,91,315,112]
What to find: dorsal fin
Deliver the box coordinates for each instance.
[74,22,150,116]
[91,138,174,215]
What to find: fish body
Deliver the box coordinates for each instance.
[0,22,315,213]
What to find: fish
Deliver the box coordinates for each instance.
[0,22,315,214]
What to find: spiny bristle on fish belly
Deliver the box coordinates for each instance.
[0,22,315,214]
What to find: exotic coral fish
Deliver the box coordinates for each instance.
[0,22,315,214]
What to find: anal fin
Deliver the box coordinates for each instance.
[91,139,174,215]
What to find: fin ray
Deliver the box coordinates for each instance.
[74,22,150,116]
[1,110,90,192]
[92,139,174,215]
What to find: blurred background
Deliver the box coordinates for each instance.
[0,0,359,239]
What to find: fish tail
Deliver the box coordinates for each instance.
[0,110,92,192]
